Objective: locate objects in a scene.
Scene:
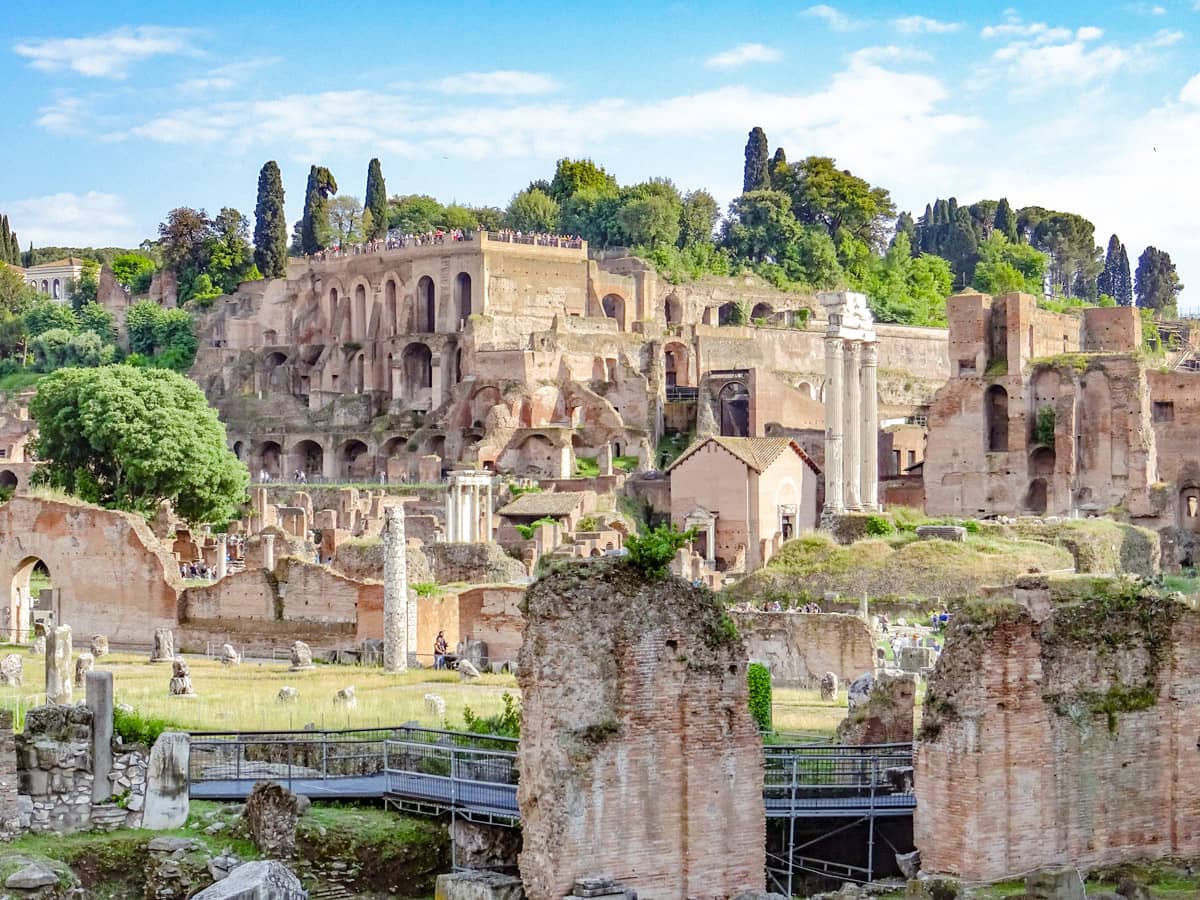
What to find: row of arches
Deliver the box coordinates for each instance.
[324,272,473,342]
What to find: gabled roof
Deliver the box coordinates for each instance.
[26,257,82,271]
[496,491,586,518]
[666,435,820,476]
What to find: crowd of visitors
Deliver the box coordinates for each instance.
[306,228,584,262]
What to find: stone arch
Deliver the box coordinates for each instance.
[352,352,366,393]
[515,433,558,476]
[290,439,324,479]
[665,295,683,324]
[1079,371,1111,475]
[985,385,1009,452]
[377,436,407,474]
[470,386,503,427]
[602,293,626,331]
[327,286,340,335]
[718,381,750,437]
[1029,446,1056,477]
[52,279,61,300]
[353,283,368,341]
[455,272,472,323]
[384,278,399,337]
[417,276,436,332]
[0,470,17,491]
[252,440,283,479]
[795,382,813,400]
[718,302,739,326]
[664,342,690,388]
[231,441,244,460]
[340,439,371,481]
[750,302,773,322]
[40,280,48,294]
[401,342,433,401]
[1025,478,1049,515]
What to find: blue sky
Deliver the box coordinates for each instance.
[3,1,1199,309]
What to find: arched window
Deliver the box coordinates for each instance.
[985,385,1009,452]
[52,279,61,299]
[455,272,472,324]
[718,381,750,437]
[602,294,626,331]
[385,280,397,337]
[417,277,435,332]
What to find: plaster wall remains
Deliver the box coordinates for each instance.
[517,562,764,899]
[734,612,876,686]
[456,585,525,668]
[0,497,181,641]
[916,583,1200,882]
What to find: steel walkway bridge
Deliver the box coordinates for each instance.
[189,726,914,891]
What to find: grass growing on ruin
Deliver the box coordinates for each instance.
[0,651,517,733]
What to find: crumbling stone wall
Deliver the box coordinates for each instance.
[517,561,764,899]
[733,611,876,686]
[425,542,526,584]
[457,586,525,668]
[916,582,1199,882]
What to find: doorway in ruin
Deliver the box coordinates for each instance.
[290,440,325,480]
[254,441,283,480]
[985,385,1009,452]
[664,343,689,388]
[602,294,626,331]
[0,470,17,498]
[455,272,472,323]
[10,556,50,640]
[718,381,750,437]
[417,277,436,332]
[1181,486,1200,532]
[401,343,433,402]
[1025,478,1049,515]
[341,440,371,482]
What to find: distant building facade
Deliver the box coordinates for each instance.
[25,258,85,303]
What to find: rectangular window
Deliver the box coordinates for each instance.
[892,450,901,474]
[1152,401,1175,422]
[907,450,917,467]
[957,359,976,376]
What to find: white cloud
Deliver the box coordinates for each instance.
[1,191,138,247]
[179,57,280,93]
[1148,28,1184,47]
[1126,2,1167,14]
[850,46,932,65]
[1181,73,1200,104]
[705,43,783,69]
[981,15,1074,44]
[895,15,960,34]
[35,97,89,135]
[803,5,860,32]
[427,71,561,95]
[13,25,197,79]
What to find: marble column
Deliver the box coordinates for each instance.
[843,341,862,511]
[860,341,880,511]
[383,505,408,673]
[262,534,276,573]
[484,482,493,542]
[444,490,454,542]
[706,520,716,563]
[216,535,227,580]
[823,338,845,514]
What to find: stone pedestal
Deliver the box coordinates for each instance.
[44,626,72,705]
[142,732,190,830]
[150,629,174,663]
[262,533,276,573]
[86,671,114,804]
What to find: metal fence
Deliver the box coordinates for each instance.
[383,726,518,822]
[189,727,396,791]
[763,742,915,818]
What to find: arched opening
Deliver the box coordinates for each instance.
[401,343,433,401]
[1025,478,1048,515]
[602,294,626,331]
[470,386,503,427]
[665,295,682,324]
[417,277,435,332]
[455,272,472,324]
[718,302,739,326]
[290,440,324,480]
[1180,486,1200,533]
[985,385,1009,452]
[52,280,60,299]
[353,284,367,341]
[353,353,366,393]
[263,329,278,344]
[664,342,689,387]
[0,469,17,500]
[327,288,339,334]
[378,436,407,478]
[384,279,398,337]
[12,556,51,638]
[455,347,463,384]
[41,280,48,294]
[253,441,283,480]
[750,302,774,322]
[1029,446,1056,477]
[515,434,558,477]
[718,381,750,437]
[231,441,244,460]
[264,351,287,391]
[340,440,370,482]
[796,382,813,400]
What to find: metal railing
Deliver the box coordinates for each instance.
[762,742,915,818]
[189,727,396,789]
[383,726,518,821]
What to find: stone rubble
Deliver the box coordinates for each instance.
[151,628,175,663]
[244,781,301,856]
[277,686,300,704]
[288,641,314,671]
[332,686,356,709]
[0,653,23,687]
[90,634,109,658]
[168,658,195,696]
[73,652,94,688]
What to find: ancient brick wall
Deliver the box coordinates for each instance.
[916,593,1200,882]
[457,586,524,667]
[425,542,526,584]
[518,561,764,900]
[733,612,876,686]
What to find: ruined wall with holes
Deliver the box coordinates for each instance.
[916,577,1200,882]
[517,561,764,899]
[734,611,876,686]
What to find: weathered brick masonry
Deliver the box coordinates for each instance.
[517,561,764,900]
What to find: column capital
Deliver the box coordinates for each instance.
[824,335,845,356]
[860,341,879,366]
[844,339,862,359]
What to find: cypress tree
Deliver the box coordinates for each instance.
[743,127,770,193]
[769,147,788,188]
[993,198,1018,242]
[1098,234,1121,300]
[9,230,18,265]
[0,216,10,264]
[1117,243,1133,308]
[253,161,289,278]
[300,165,338,255]
[364,158,388,241]
[23,241,32,269]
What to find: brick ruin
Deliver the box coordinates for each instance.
[517,561,764,899]
[733,611,876,686]
[915,575,1200,882]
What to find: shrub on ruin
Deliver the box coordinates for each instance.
[462,691,521,741]
[1034,405,1056,446]
[864,515,896,536]
[747,663,772,733]
[113,706,177,748]
[624,523,696,580]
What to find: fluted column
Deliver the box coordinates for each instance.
[823,338,845,515]
[484,482,493,542]
[844,341,862,510]
[860,342,880,511]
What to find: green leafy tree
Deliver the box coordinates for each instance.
[778,156,896,252]
[548,158,618,203]
[364,158,388,241]
[769,147,788,189]
[722,191,802,263]
[1118,243,1133,309]
[0,216,11,264]
[71,260,99,309]
[111,253,157,293]
[619,195,680,249]
[678,189,719,247]
[30,329,115,372]
[252,161,289,278]
[1098,234,1134,308]
[24,298,78,337]
[993,197,1018,242]
[77,302,117,344]
[972,234,1047,295]
[387,194,444,233]
[559,187,623,246]
[469,206,504,232]
[504,188,560,233]
[300,165,338,254]
[125,300,197,369]
[624,522,696,579]
[747,663,772,732]
[892,211,916,253]
[0,266,37,314]
[1135,246,1183,313]
[29,365,248,523]
[943,212,980,288]
[327,195,363,246]
[204,208,260,296]
[861,232,951,326]
[442,204,478,230]
[158,207,212,272]
[743,126,770,193]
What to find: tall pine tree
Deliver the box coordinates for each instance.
[1098,234,1122,302]
[743,127,770,193]
[253,161,289,278]
[1117,243,1133,308]
[364,158,388,241]
[993,198,1018,242]
[300,165,338,255]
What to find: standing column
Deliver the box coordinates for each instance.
[484,482,493,542]
[262,533,276,572]
[216,535,227,580]
[706,520,716,563]
[383,505,408,673]
[444,490,454,542]
[843,341,862,511]
[470,483,480,542]
[823,338,845,515]
[860,341,880,511]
